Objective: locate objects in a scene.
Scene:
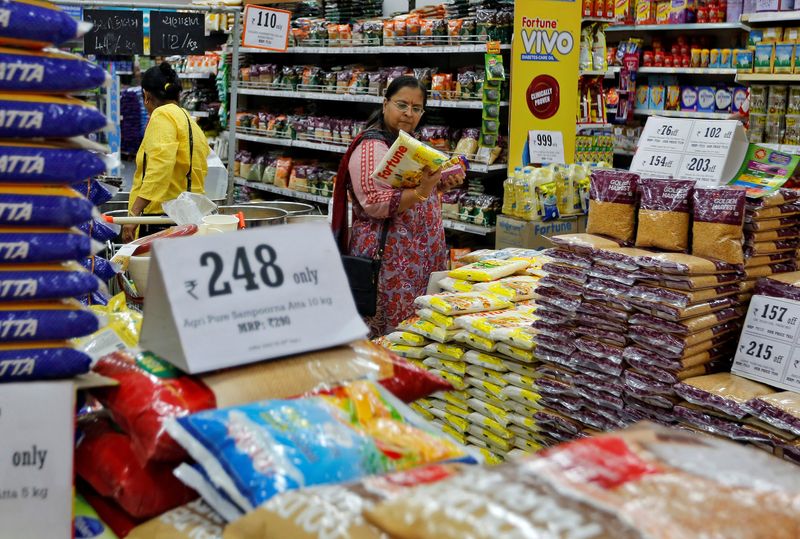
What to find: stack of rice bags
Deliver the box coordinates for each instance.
[742,188,800,301]
[386,248,547,463]
[0,0,116,383]
[669,271,800,465]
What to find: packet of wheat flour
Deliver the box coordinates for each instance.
[0,141,107,184]
[0,93,108,138]
[0,261,100,300]
[636,271,744,290]
[0,0,92,49]
[745,253,796,268]
[0,47,109,93]
[745,262,797,280]
[414,293,512,316]
[673,402,780,445]
[747,203,800,221]
[371,130,449,188]
[0,340,91,381]
[0,184,95,227]
[745,227,800,242]
[0,227,99,263]
[0,298,98,341]
[692,187,746,265]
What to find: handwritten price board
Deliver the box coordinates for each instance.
[83,10,143,55]
[150,11,206,55]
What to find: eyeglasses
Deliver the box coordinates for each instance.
[391,100,425,116]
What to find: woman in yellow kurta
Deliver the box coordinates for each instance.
[123,62,210,242]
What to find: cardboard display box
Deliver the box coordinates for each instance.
[495,215,586,249]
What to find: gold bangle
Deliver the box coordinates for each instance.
[413,187,428,202]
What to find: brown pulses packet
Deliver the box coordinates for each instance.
[636,178,694,252]
[746,188,800,210]
[625,283,740,308]
[627,322,740,357]
[585,169,640,244]
[548,233,624,254]
[754,270,800,300]
[692,187,746,265]
[744,262,798,280]
[633,252,741,275]
[629,307,742,336]
[631,296,740,322]
[674,372,776,419]
[745,253,795,267]
[744,216,798,232]
[637,271,744,291]
[745,391,800,437]
[746,202,800,221]
[745,226,800,242]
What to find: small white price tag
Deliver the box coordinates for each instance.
[527,130,565,165]
[0,381,74,539]
[242,5,291,52]
[637,117,693,152]
[675,153,728,182]
[631,149,682,178]
[687,120,738,156]
[733,295,800,392]
[140,222,368,374]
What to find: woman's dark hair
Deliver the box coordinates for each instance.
[365,75,428,130]
[141,62,181,102]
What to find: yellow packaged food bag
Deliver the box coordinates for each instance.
[437,276,474,293]
[455,310,533,339]
[496,342,535,363]
[463,350,508,372]
[466,378,506,401]
[465,365,508,388]
[467,397,509,426]
[423,356,467,376]
[466,387,507,409]
[448,259,529,282]
[371,130,449,188]
[513,299,539,316]
[428,369,466,390]
[478,447,505,465]
[410,402,435,421]
[507,412,540,432]
[503,372,539,391]
[467,411,513,440]
[441,423,468,445]
[423,342,466,362]
[454,330,497,353]
[416,308,459,330]
[386,331,429,347]
[467,425,513,453]
[501,385,542,407]
[385,343,427,359]
[443,412,470,434]
[397,316,459,343]
[415,292,512,315]
[439,390,470,409]
[504,360,540,379]
[474,275,540,301]
[514,437,544,453]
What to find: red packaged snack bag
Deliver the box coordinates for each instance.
[92,350,217,464]
[75,420,198,519]
[80,486,145,538]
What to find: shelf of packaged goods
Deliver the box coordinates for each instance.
[736,73,800,82]
[577,123,614,131]
[638,67,738,75]
[742,12,800,24]
[441,218,495,235]
[582,17,617,23]
[469,163,507,173]
[234,131,294,148]
[236,87,508,109]
[579,70,609,77]
[179,72,215,79]
[239,43,511,55]
[606,22,749,32]
[234,178,331,204]
[614,149,636,156]
[633,109,742,120]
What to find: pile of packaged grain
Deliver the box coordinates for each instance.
[379,248,549,463]
[741,189,800,301]
[0,0,119,383]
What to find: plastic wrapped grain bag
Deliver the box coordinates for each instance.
[77,217,120,243]
[0,185,94,227]
[745,391,800,436]
[81,255,120,281]
[448,259,529,282]
[0,261,100,300]
[0,47,108,93]
[0,0,92,48]
[416,308,459,330]
[674,372,775,419]
[397,316,459,343]
[166,381,476,512]
[437,276,473,293]
[414,292,511,316]
[0,93,108,138]
[473,275,539,301]
[0,298,98,341]
[371,130,449,188]
[386,331,429,347]
[0,341,91,381]
[0,227,100,263]
[0,142,107,184]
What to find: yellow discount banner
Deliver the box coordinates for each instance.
[508,2,582,172]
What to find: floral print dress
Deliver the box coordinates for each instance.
[347,134,448,337]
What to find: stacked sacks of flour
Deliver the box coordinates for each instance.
[741,188,800,302]
[0,0,118,382]
[384,248,548,463]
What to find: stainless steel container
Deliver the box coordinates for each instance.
[217,205,288,227]
[244,200,316,215]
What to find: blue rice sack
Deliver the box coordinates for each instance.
[77,218,120,243]
[0,142,107,184]
[0,341,91,381]
[0,47,108,93]
[0,227,99,263]
[81,255,119,281]
[0,299,99,341]
[0,185,94,227]
[0,0,90,49]
[0,93,108,138]
[0,262,100,301]
[73,179,118,205]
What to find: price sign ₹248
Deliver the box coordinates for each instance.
[195,244,284,298]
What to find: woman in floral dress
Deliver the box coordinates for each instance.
[332,76,465,336]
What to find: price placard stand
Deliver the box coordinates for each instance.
[732,295,800,393]
[140,223,368,374]
[630,116,749,186]
[527,130,566,165]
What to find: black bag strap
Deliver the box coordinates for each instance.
[374,220,391,262]
[181,108,194,193]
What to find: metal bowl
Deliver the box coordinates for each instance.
[243,200,316,215]
[217,205,288,227]
[286,215,329,224]
[99,192,227,214]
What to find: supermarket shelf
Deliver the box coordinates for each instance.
[442,218,495,235]
[236,87,508,109]
[580,70,608,76]
[736,73,800,82]
[582,17,616,23]
[633,108,741,120]
[638,67,738,75]
[231,131,505,172]
[190,110,212,118]
[742,11,800,24]
[614,149,636,156]
[606,22,749,32]
[577,122,613,131]
[179,72,215,79]
[234,178,330,204]
[239,44,511,55]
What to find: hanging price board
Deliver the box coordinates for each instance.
[83,9,144,55]
[242,5,291,52]
[732,295,800,392]
[0,381,74,539]
[631,116,748,186]
[140,222,368,374]
[150,11,206,55]
[527,130,565,165]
